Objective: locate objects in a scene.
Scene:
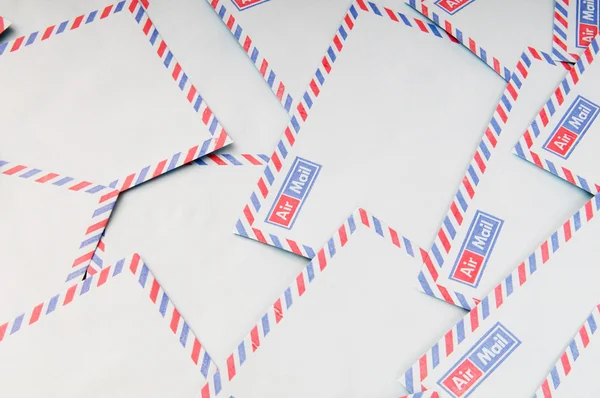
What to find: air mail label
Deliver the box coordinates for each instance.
[435,0,476,15]
[230,0,270,11]
[266,157,321,229]
[449,211,504,288]
[543,95,600,159]
[577,0,600,48]
[438,323,520,397]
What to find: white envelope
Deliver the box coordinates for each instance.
[197,209,465,398]
[139,0,291,153]
[401,194,600,397]
[234,6,506,259]
[0,160,117,324]
[98,160,308,375]
[202,0,427,111]
[0,0,231,190]
[420,49,590,303]
[532,305,600,398]
[550,0,596,62]
[0,253,208,398]
[513,37,600,195]
[408,0,556,79]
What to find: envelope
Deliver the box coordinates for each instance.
[138,0,291,153]
[0,160,117,325]
[513,37,600,195]
[197,209,465,398]
[234,4,506,260]
[0,253,208,398]
[202,0,428,111]
[419,49,590,304]
[408,0,556,80]
[0,17,11,35]
[532,305,600,397]
[401,194,600,397]
[550,0,595,62]
[0,0,231,191]
[98,160,309,375]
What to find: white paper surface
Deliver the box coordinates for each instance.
[418,0,555,71]
[417,198,600,397]
[206,0,426,105]
[226,224,466,398]
[0,268,204,398]
[239,10,505,254]
[101,164,307,361]
[0,8,229,185]
[430,57,590,299]
[521,43,600,193]
[0,173,100,322]
[144,0,290,152]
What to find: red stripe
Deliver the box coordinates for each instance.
[462,176,475,198]
[562,167,576,186]
[142,18,152,35]
[309,79,320,97]
[444,330,454,356]
[62,285,77,306]
[528,47,541,59]
[243,36,252,53]
[485,127,498,147]
[389,227,400,248]
[29,303,44,325]
[172,63,182,80]
[243,205,255,225]
[3,165,26,175]
[418,355,428,381]
[555,86,564,105]
[585,47,594,64]
[0,323,7,342]
[296,274,306,296]
[541,241,549,264]
[170,308,181,333]
[468,38,476,53]
[338,225,348,246]
[344,14,355,30]
[560,352,572,375]
[251,326,260,351]
[437,285,454,306]
[384,7,399,21]
[72,252,93,268]
[187,85,197,103]
[271,152,282,171]
[276,82,285,101]
[226,15,235,30]
[437,230,451,253]
[524,130,534,148]
[297,103,308,121]
[414,19,428,33]
[445,21,453,35]
[531,152,543,168]
[120,173,136,192]
[470,308,479,332]
[333,35,343,51]
[356,0,368,10]
[496,104,508,123]
[242,154,262,165]
[541,380,551,398]
[359,208,370,226]
[184,145,199,164]
[129,253,141,274]
[494,58,501,75]
[202,107,213,125]
[87,267,97,276]
[191,338,202,364]
[260,59,268,77]
[540,108,549,126]
[317,248,327,271]
[152,159,167,178]
[210,0,218,9]
[140,0,149,8]
[86,219,108,235]
[101,4,114,19]
[208,154,227,165]
[201,383,211,398]
[494,284,503,307]
[157,40,167,57]
[284,127,296,146]
[473,151,486,173]
[563,220,572,242]
[569,67,580,85]
[71,15,84,30]
[585,200,594,221]
[227,355,236,380]
[42,25,55,40]
[274,299,283,323]
[518,263,527,285]
[97,239,105,252]
[128,0,139,13]
[97,267,111,287]
[580,325,590,347]
[69,181,93,191]
[506,82,518,100]
[214,129,228,150]
[322,57,332,74]
[257,178,269,198]
[99,189,119,203]
[450,202,463,225]
[252,228,267,244]
[555,11,568,28]
[149,279,160,303]
[287,239,302,256]
[423,252,439,281]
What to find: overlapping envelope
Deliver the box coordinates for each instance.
[234,2,506,262]
[550,0,597,62]
[408,0,557,78]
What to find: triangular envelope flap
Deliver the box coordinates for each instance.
[0,169,104,321]
[143,0,290,152]
[414,0,556,78]
[0,257,204,398]
[237,10,506,256]
[413,197,600,397]
[101,163,308,360]
[0,3,229,186]
[425,54,591,300]
[224,225,465,398]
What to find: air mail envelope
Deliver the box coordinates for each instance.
[99,161,308,365]
[401,194,600,397]
[409,0,556,80]
[200,213,465,398]
[234,5,506,259]
[550,0,599,62]
[202,0,427,111]
[0,1,231,190]
[513,38,600,195]
[423,51,590,301]
[532,305,600,398]
[0,254,206,398]
[0,161,117,325]
[134,0,291,152]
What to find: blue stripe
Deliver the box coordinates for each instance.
[113,258,125,276]
[80,277,93,295]
[78,233,102,249]
[551,367,560,389]
[368,2,381,15]
[303,92,313,109]
[479,141,491,159]
[149,29,158,45]
[267,71,275,88]
[574,211,582,231]
[418,272,435,298]
[479,47,488,64]
[456,190,468,212]
[489,116,501,134]
[262,314,270,336]
[180,322,189,347]
[404,368,414,394]
[589,313,598,334]
[306,262,315,282]
[221,154,242,166]
[10,314,24,334]
[327,237,336,257]
[562,79,571,95]
[432,342,440,367]
[159,293,169,316]
[234,26,242,40]
[235,220,248,238]
[138,263,149,288]
[238,342,246,365]
[269,234,283,249]
[546,98,556,116]
[115,1,125,12]
[285,288,293,309]
[179,73,188,90]
[86,184,108,194]
[134,7,144,23]
[551,232,560,253]
[166,152,181,171]
[164,51,173,68]
[53,177,74,186]
[468,165,479,185]
[304,246,316,258]
[264,165,275,185]
[481,297,490,320]
[373,216,383,236]
[327,47,336,63]
[250,48,258,63]
[277,141,288,159]
[500,95,511,112]
[201,354,211,378]
[555,2,567,15]
[457,293,471,310]
[251,192,261,212]
[193,95,203,112]
[431,244,444,266]
[25,32,38,46]
[403,237,414,257]
[505,274,513,297]
[348,215,356,234]
[284,95,293,112]
[86,10,98,23]
[399,13,411,26]
[290,116,300,133]
[456,319,465,343]
[57,21,68,34]
[578,176,591,193]
[338,25,347,40]
[19,168,41,178]
[546,160,559,177]
[570,340,580,360]
[444,217,456,239]
[528,253,537,274]
[47,295,59,314]
[316,69,325,85]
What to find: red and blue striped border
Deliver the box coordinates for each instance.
[402,193,600,393]
[552,0,582,63]
[513,36,600,194]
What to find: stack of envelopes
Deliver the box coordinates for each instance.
[1,0,600,396]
